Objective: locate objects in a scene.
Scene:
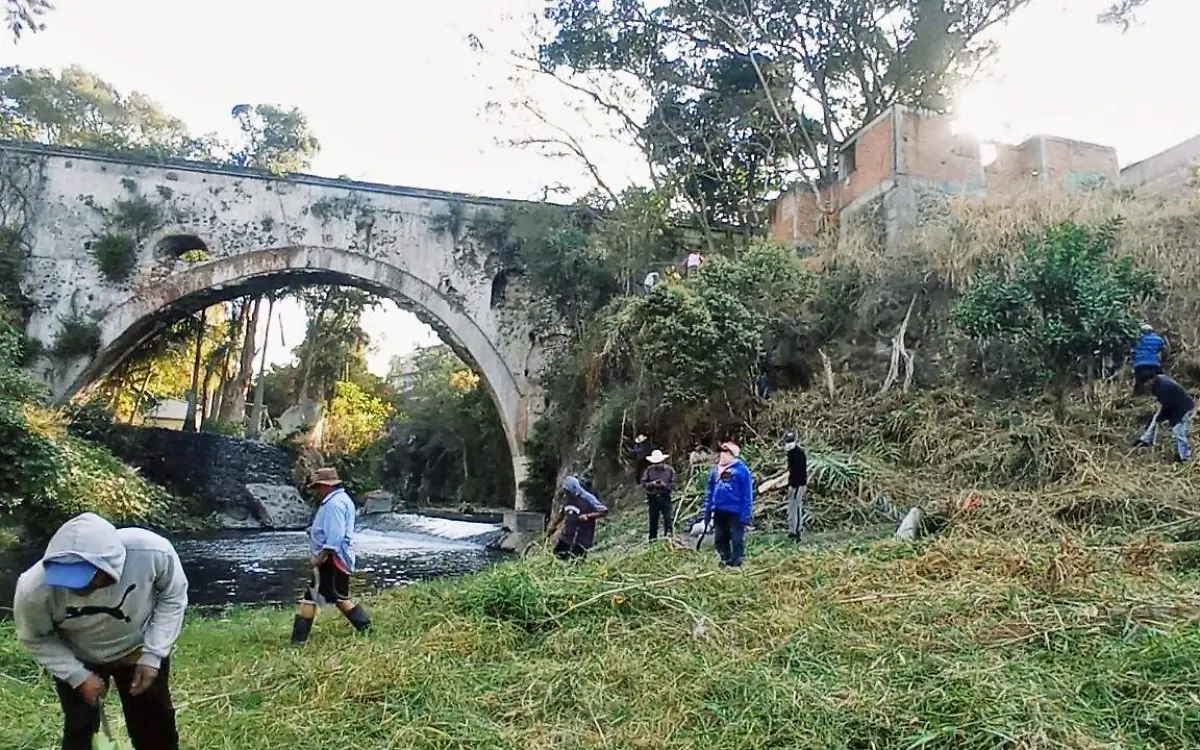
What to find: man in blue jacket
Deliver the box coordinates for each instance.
[1132,323,1166,385]
[703,442,754,567]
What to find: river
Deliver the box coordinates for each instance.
[0,513,508,612]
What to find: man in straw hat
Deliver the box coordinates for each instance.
[290,467,371,646]
[640,448,677,540]
[703,442,754,566]
[13,512,188,749]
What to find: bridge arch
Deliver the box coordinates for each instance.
[62,245,531,508]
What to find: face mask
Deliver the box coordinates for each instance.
[784,442,796,450]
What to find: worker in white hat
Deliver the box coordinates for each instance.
[640,449,677,539]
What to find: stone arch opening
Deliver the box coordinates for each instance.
[155,233,210,259]
[60,246,530,508]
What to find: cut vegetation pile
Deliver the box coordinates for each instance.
[2,537,1198,749]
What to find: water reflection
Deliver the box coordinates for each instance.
[1,513,507,612]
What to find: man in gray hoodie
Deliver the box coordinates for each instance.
[13,512,189,750]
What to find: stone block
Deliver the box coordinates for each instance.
[360,490,394,516]
[246,483,312,530]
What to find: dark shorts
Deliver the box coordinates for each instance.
[1135,364,1163,383]
[302,558,350,605]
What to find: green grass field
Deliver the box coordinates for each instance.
[2,530,1199,749]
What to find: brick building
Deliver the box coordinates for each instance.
[769,104,1119,251]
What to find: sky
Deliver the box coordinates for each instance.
[2,0,1196,375]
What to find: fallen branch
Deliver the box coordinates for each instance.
[880,295,917,394]
[819,347,835,399]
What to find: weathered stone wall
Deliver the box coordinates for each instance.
[1,141,543,508]
[98,425,296,522]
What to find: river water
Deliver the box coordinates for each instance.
[0,513,507,612]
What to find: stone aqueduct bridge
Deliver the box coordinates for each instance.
[2,141,549,515]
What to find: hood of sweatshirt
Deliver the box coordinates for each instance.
[563,475,607,512]
[41,513,126,583]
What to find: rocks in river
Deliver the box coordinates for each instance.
[90,425,298,525]
[360,490,394,516]
[246,484,312,529]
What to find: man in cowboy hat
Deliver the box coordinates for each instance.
[640,449,678,540]
[629,434,650,481]
[290,467,371,646]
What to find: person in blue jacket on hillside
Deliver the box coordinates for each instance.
[703,442,754,567]
[1132,323,1166,386]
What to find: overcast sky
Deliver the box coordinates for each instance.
[3,0,1195,375]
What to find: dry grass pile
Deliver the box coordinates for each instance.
[3,537,1197,749]
[751,379,1200,541]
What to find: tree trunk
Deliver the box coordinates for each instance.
[247,296,276,439]
[129,365,154,424]
[183,311,205,432]
[298,298,332,402]
[228,296,263,427]
[215,302,248,423]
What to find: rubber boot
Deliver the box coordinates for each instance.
[290,615,314,646]
[343,604,371,633]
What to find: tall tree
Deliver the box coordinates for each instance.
[0,66,216,159]
[294,287,379,404]
[229,103,321,174]
[522,0,1032,233]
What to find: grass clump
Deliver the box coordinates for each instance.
[2,536,1198,748]
[50,315,100,359]
[91,232,139,283]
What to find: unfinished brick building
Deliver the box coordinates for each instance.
[769,104,1119,251]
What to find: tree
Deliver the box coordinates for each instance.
[380,345,514,507]
[519,0,1032,232]
[1098,0,1150,29]
[6,0,51,41]
[0,66,217,159]
[952,219,1158,391]
[282,286,381,406]
[230,104,321,174]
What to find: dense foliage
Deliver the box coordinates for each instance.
[953,219,1157,389]
[0,316,171,535]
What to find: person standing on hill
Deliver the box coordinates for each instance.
[629,434,650,481]
[291,468,371,646]
[1136,374,1194,462]
[783,431,809,540]
[13,513,188,750]
[641,449,677,540]
[555,475,608,560]
[1132,323,1166,384]
[703,442,754,567]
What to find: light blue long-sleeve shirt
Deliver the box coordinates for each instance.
[309,488,356,572]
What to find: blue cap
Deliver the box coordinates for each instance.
[42,560,99,589]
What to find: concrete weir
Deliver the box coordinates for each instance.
[2,141,550,508]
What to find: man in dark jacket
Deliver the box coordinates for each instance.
[554,476,608,560]
[1137,374,1194,462]
[640,449,677,540]
[629,434,649,481]
[703,443,754,566]
[782,431,808,540]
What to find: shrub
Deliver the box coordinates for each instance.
[953,219,1157,389]
[91,232,139,282]
[51,316,101,359]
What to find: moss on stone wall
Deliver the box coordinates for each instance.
[51,315,100,359]
[91,232,139,282]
